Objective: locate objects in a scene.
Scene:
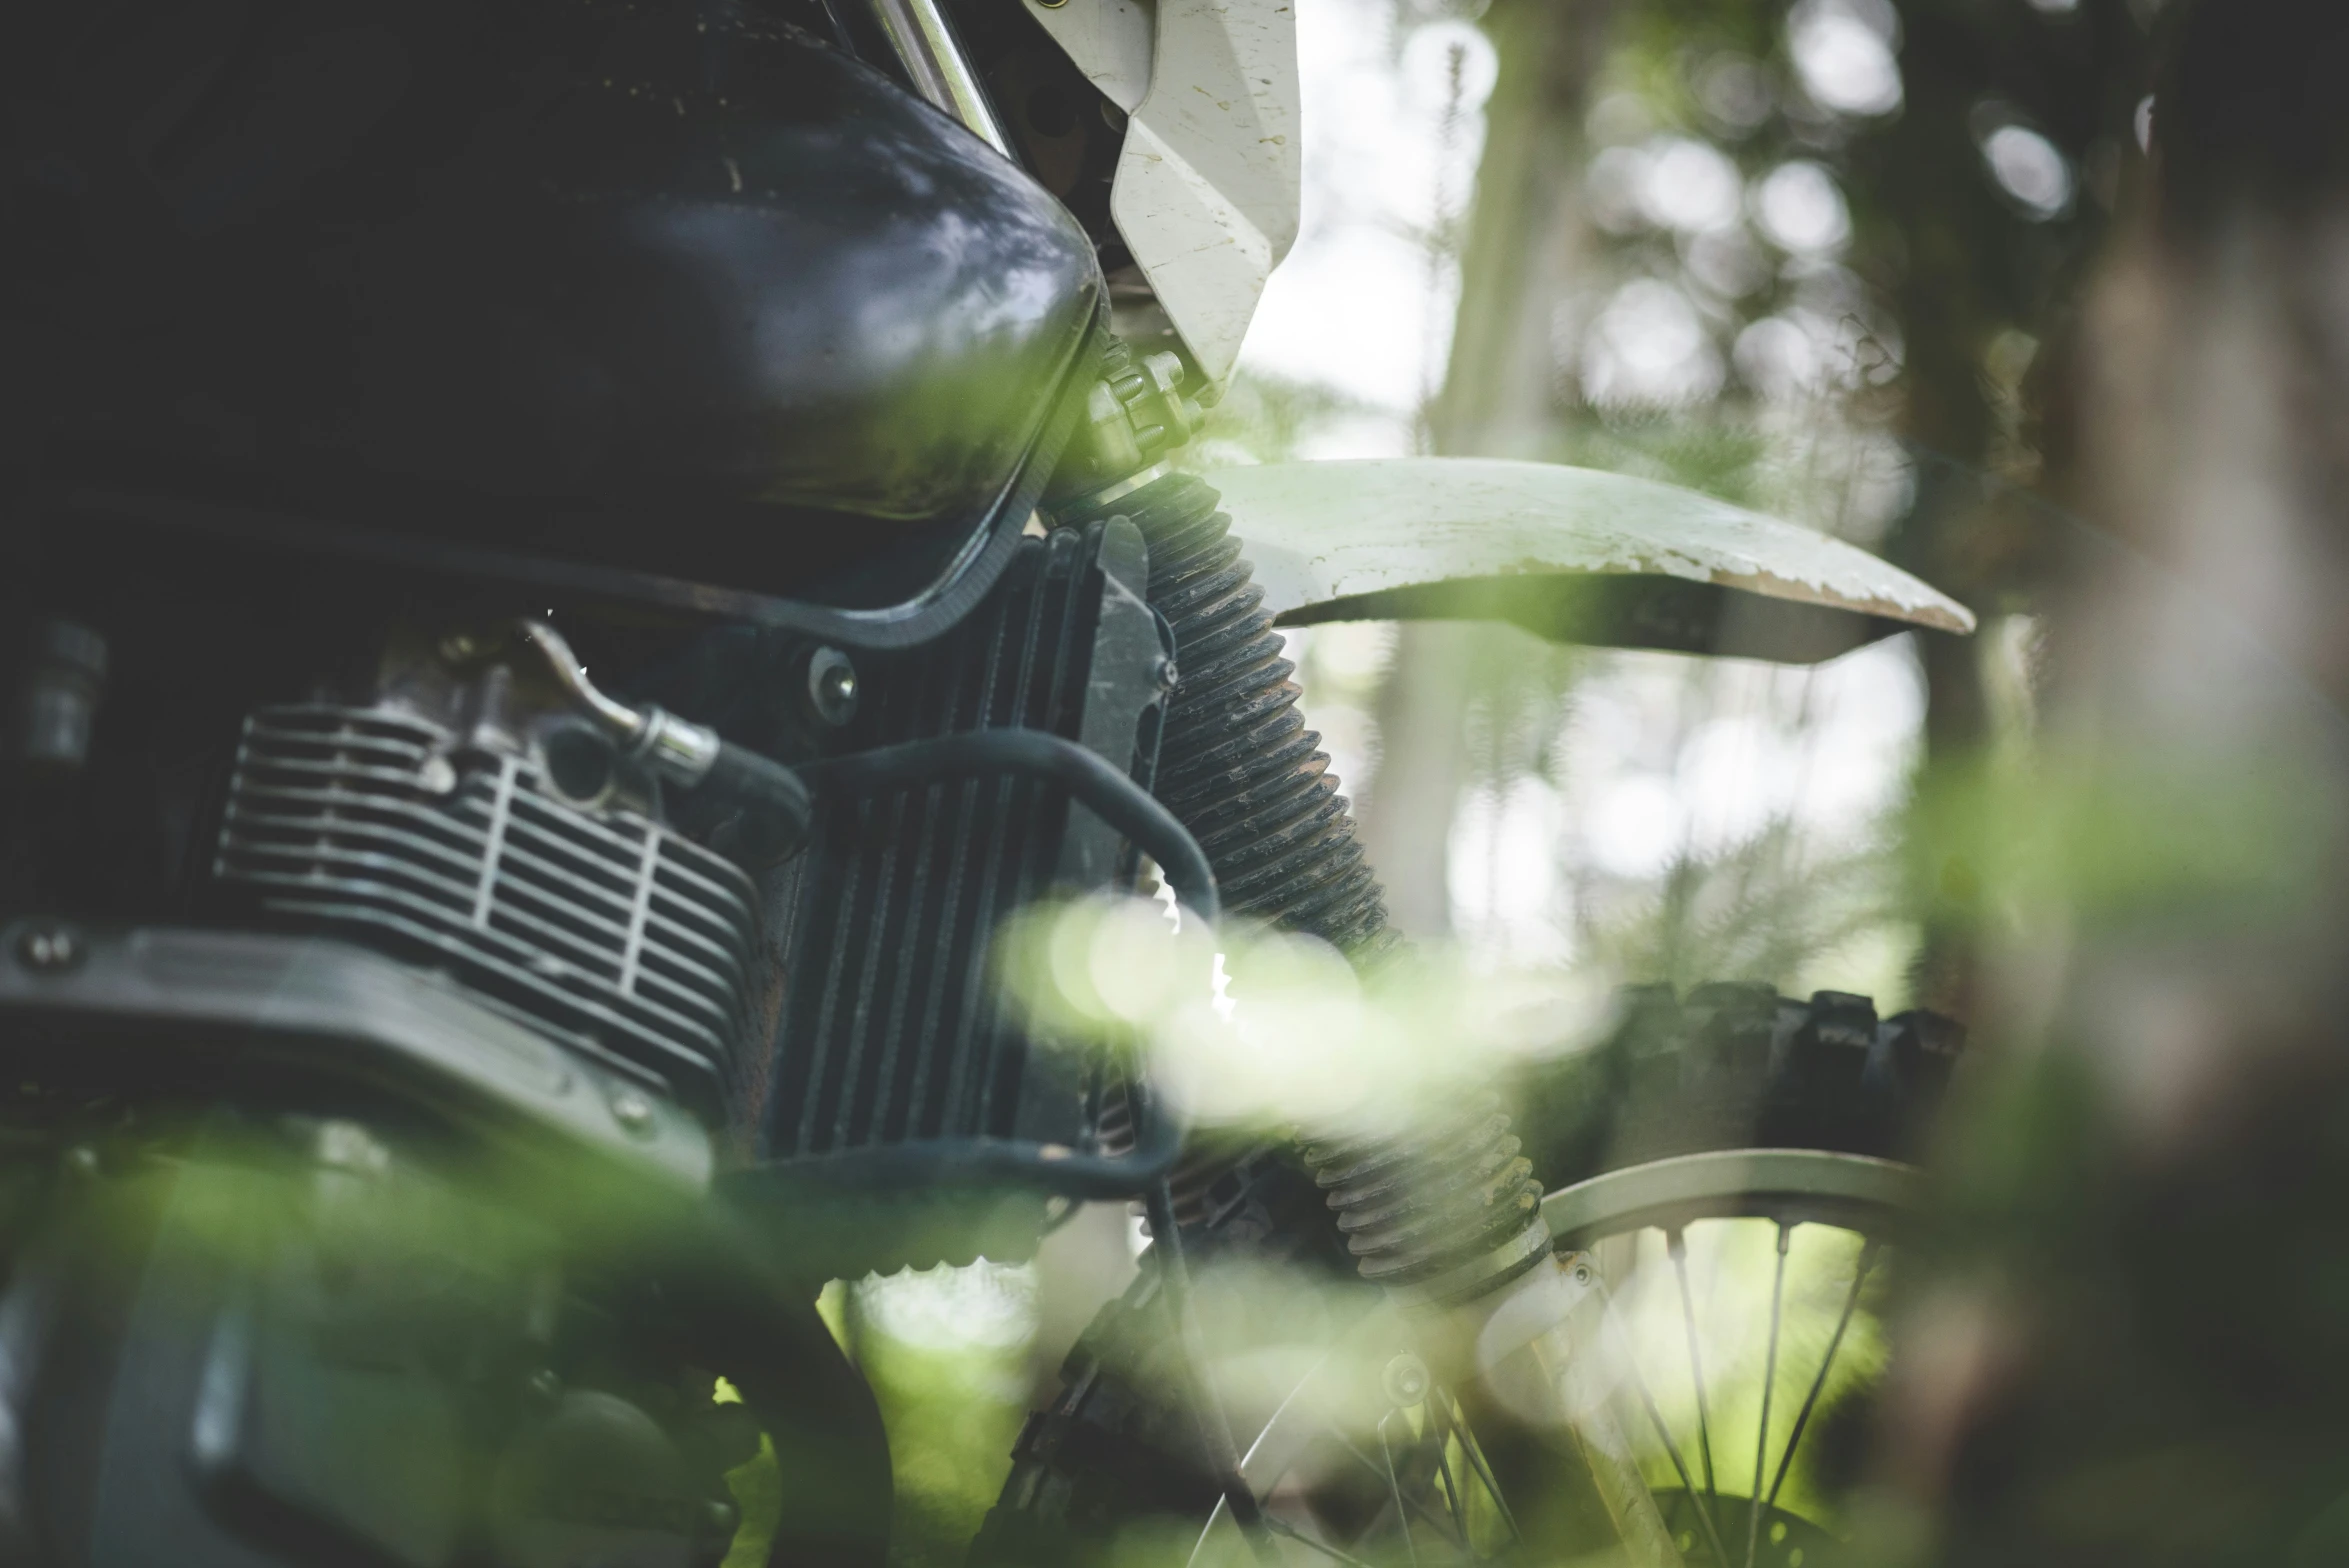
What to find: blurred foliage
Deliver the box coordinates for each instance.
[856,1328,1031,1568]
[725,1268,1040,1568]
[1434,0,2157,1002]
[1003,891,1612,1137]
[1193,370,1399,466]
[1911,745,2346,934]
[798,0,2218,1562]
[1584,817,1904,995]
[1613,1220,1892,1530]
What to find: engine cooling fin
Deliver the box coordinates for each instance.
[212,703,759,1117]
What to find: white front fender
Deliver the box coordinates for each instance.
[1199,458,1975,664]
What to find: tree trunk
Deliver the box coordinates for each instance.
[1882,6,2349,1560]
[1358,0,1618,938]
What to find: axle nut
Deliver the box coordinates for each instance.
[1382,1352,1432,1410]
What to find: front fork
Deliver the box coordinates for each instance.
[1448,1249,1686,1566]
[1297,1112,1684,1564]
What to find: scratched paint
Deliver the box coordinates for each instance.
[1106,0,1303,383]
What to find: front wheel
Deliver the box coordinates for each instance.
[977,987,1960,1568]
[1186,1147,1919,1567]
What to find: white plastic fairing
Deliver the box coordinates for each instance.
[1204,458,1976,663]
[1105,0,1301,384]
[1022,0,1155,112]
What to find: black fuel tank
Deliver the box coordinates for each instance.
[6,2,1100,598]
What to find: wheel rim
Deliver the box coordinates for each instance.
[1540,1149,1922,1248]
[1187,1149,1921,1567]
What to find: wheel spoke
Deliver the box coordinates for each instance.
[1420,1398,1470,1551]
[1667,1227,1720,1509]
[1595,1280,1734,1567]
[1188,1152,1919,1568]
[1321,1425,1468,1549]
[1744,1224,1791,1568]
[1764,1239,1880,1514]
[1442,1391,1523,1546]
[1261,1514,1379,1568]
[1376,1412,1422,1568]
[1148,1178,1283,1566]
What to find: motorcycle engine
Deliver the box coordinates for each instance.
[207,634,762,1125]
[0,0,1171,1559]
[0,486,1171,1566]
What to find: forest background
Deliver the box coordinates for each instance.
[827,2,2349,1564]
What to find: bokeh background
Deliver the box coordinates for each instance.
[818,0,2203,1560]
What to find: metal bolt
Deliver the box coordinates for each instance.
[1153,657,1181,692]
[703,1498,741,1537]
[610,1090,655,1134]
[806,647,859,727]
[1142,350,1188,389]
[16,923,81,973]
[524,1367,563,1407]
[61,1145,100,1179]
[1381,1352,1431,1410]
[438,631,481,664]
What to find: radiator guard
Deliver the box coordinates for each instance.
[756,519,1167,1170]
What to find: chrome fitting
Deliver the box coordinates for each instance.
[514,621,722,788]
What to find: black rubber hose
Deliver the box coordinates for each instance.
[1060,473,1548,1297]
[797,728,1218,925]
[1303,1093,1545,1295]
[694,740,815,862]
[1060,474,1395,957]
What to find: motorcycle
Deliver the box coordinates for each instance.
[0,2,1973,1564]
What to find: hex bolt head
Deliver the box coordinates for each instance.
[16,923,82,973]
